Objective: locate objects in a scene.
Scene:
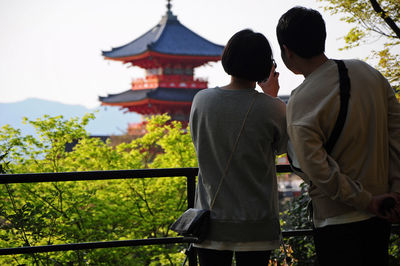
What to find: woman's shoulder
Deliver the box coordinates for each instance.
[253,92,286,123]
[192,87,217,104]
[194,87,219,99]
[256,91,286,107]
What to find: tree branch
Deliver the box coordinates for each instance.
[369,0,400,39]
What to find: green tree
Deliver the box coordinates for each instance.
[318,0,400,96]
[278,183,316,265]
[0,114,196,265]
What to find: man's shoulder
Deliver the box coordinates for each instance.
[287,80,319,108]
[343,59,388,84]
[287,67,338,126]
[341,58,364,68]
[342,59,378,73]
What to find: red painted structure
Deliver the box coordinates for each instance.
[99,1,224,134]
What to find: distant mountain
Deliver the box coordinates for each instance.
[0,98,141,136]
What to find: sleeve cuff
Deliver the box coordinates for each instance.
[390,180,400,194]
[354,190,373,211]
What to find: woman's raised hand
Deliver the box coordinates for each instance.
[257,64,280,97]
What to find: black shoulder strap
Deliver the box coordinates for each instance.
[324,60,351,154]
[288,60,351,176]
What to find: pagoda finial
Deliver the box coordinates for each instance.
[167,0,172,14]
[164,0,177,21]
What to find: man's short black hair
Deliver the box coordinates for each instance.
[222,29,273,82]
[276,6,326,58]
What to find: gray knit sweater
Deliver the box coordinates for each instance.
[189,87,287,242]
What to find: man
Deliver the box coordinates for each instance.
[276,6,400,266]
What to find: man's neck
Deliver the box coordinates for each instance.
[298,54,329,78]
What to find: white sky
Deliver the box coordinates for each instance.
[0,0,382,108]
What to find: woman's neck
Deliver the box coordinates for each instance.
[221,76,256,90]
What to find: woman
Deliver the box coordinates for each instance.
[189,29,287,266]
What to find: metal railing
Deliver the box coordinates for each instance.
[0,168,200,263]
[0,165,397,265]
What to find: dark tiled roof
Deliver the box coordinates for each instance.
[102,12,224,58]
[99,89,291,105]
[148,87,202,101]
[99,89,153,103]
[65,136,110,152]
[99,87,202,104]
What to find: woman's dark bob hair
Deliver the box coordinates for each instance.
[222,29,273,82]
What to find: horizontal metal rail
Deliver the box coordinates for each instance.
[0,165,294,184]
[0,230,315,255]
[0,237,196,255]
[1,226,398,255]
[0,167,200,184]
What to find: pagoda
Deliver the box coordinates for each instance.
[99,1,224,134]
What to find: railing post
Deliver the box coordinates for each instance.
[187,246,197,266]
[186,174,196,209]
[186,173,197,266]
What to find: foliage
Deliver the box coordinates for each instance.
[2,112,399,265]
[0,152,10,174]
[318,0,400,93]
[0,114,196,265]
[277,182,316,265]
[389,232,400,265]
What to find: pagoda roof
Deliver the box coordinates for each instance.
[99,87,202,105]
[100,88,290,106]
[102,10,224,62]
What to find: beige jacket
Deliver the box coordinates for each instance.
[287,59,400,219]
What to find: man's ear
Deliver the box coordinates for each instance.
[282,45,293,58]
[281,44,302,75]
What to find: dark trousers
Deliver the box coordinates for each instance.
[196,248,271,266]
[314,217,391,266]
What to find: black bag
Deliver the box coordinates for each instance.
[170,208,210,242]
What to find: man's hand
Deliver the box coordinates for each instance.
[258,64,280,97]
[367,193,400,223]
